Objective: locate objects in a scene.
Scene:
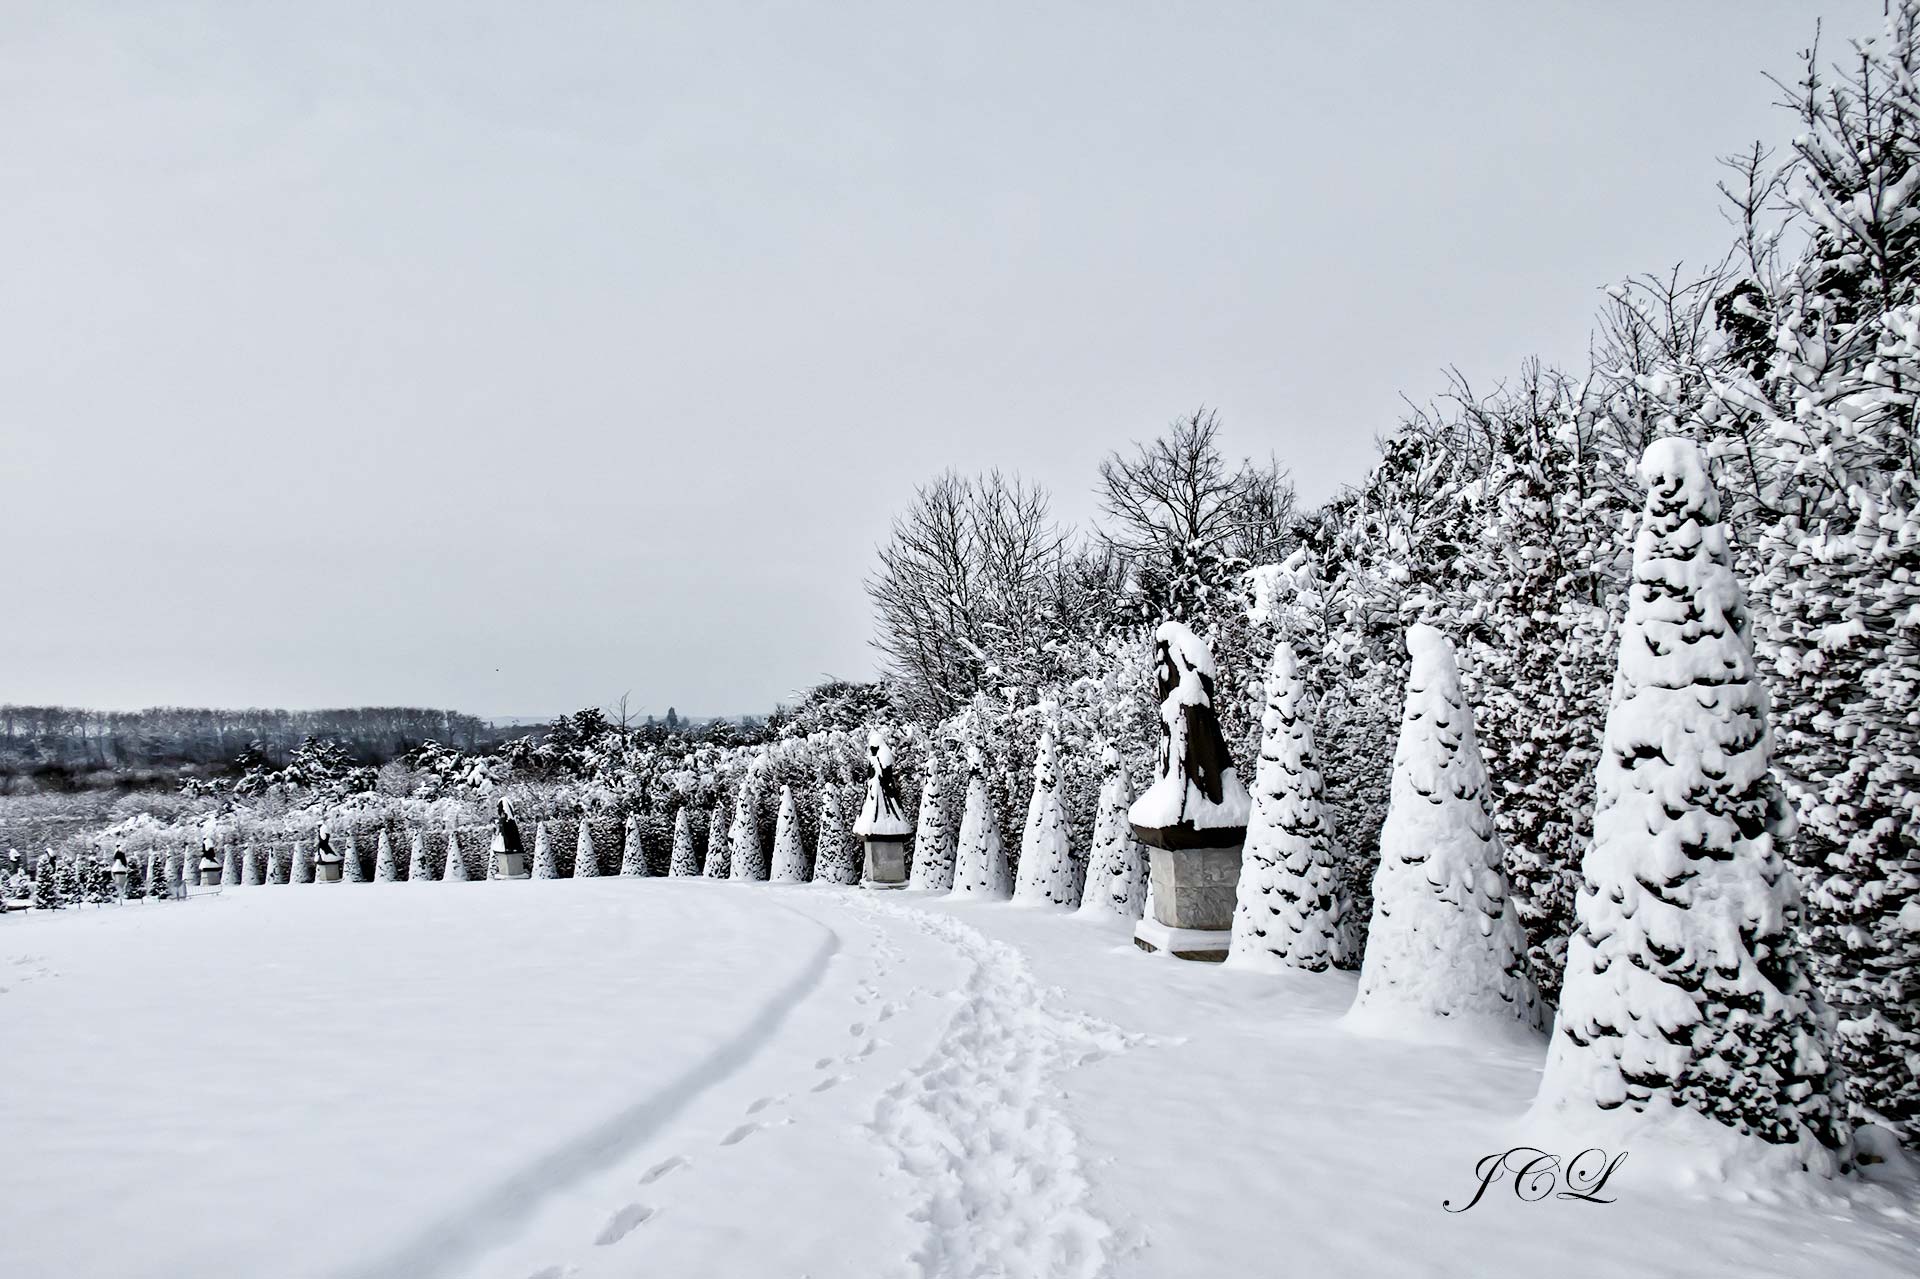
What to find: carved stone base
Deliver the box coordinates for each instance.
[1133,916,1231,962]
[1147,844,1242,932]
[315,862,342,884]
[494,852,528,880]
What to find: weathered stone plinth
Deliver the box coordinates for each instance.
[863,836,908,889]
[1131,839,1242,961]
[494,852,528,880]
[315,861,343,884]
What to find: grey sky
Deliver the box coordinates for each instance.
[2,1,1879,717]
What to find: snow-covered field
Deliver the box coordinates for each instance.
[3,882,1916,1279]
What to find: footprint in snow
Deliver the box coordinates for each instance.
[814,1056,835,1070]
[747,1096,779,1115]
[639,1155,688,1185]
[877,1002,897,1023]
[720,1123,760,1146]
[525,1267,567,1279]
[594,1202,656,1245]
[851,1038,878,1060]
[849,1021,867,1037]
[812,1074,846,1093]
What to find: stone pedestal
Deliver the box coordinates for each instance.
[862,836,908,889]
[1131,840,1242,961]
[315,860,343,884]
[494,851,528,880]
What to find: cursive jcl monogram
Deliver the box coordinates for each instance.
[1443,1146,1628,1212]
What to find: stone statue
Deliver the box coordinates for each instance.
[1129,621,1250,849]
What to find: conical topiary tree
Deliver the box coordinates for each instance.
[669,807,700,877]
[219,845,239,888]
[574,819,601,878]
[443,821,468,881]
[814,786,857,885]
[373,829,397,882]
[703,802,730,878]
[771,786,808,882]
[1078,744,1146,920]
[1228,641,1345,972]
[1535,438,1848,1164]
[728,787,766,881]
[33,853,66,910]
[344,830,368,883]
[1013,730,1076,907]
[265,844,283,886]
[291,840,314,885]
[532,822,558,879]
[907,750,955,893]
[145,849,169,900]
[1346,624,1542,1037]
[407,829,429,881]
[951,744,1011,898]
[620,813,648,876]
[242,845,262,886]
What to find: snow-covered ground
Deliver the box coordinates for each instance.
[3,881,1916,1279]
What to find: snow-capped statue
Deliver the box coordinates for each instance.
[1128,622,1250,848]
[854,728,914,887]
[314,822,343,883]
[491,799,527,879]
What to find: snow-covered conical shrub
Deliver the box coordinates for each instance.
[344,831,367,883]
[1346,624,1542,1037]
[951,745,1011,898]
[771,787,808,882]
[1229,641,1344,972]
[1013,731,1076,907]
[703,802,730,878]
[407,829,428,881]
[220,846,240,888]
[265,844,283,886]
[669,807,700,877]
[815,787,858,885]
[443,822,468,881]
[1535,438,1847,1162]
[291,841,314,885]
[620,814,648,876]
[1077,745,1147,920]
[574,819,600,877]
[727,787,766,881]
[907,752,955,892]
[373,830,397,882]
[532,822,558,879]
[242,844,262,887]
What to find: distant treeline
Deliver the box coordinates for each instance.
[0,706,511,789]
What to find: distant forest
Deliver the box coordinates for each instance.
[0,706,510,791]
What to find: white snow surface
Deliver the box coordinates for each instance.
[4,884,1917,1279]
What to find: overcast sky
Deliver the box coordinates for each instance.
[1,0,1881,718]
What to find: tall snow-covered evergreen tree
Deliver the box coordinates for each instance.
[243,844,262,886]
[620,813,648,876]
[264,844,283,886]
[908,750,955,892]
[532,822,558,879]
[771,786,808,882]
[443,822,468,881]
[146,850,171,900]
[1347,624,1543,1037]
[33,853,66,910]
[407,829,428,881]
[815,787,858,885]
[670,807,700,877]
[291,840,314,885]
[344,831,367,883]
[1228,641,1345,972]
[951,744,1011,898]
[219,845,239,888]
[1077,744,1145,920]
[1536,438,1848,1162]
[703,802,731,878]
[373,830,397,882]
[728,786,766,881]
[1013,730,1076,906]
[574,819,601,877]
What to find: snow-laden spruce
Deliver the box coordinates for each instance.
[373,830,397,882]
[407,829,428,881]
[908,751,955,893]
[951,744,1011,898]
[620,813,648,876]
[815,786,858,885]
[1013,730,1076,907]
[1534,438,1848,1164]
[1228,641,1344,972]
[574,819,600,877]
[771,786,808,883]
[532,822,558,879]
[728,786,766,881]
[443,822,468,881]
[669,807,700,877]
[1346,624,1543,1037]
[1077,745,1146,920]
[703,802,730,878]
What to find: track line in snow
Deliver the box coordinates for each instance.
[333,911,841,1279]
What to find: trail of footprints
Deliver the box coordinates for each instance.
[541,926,909,1278]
